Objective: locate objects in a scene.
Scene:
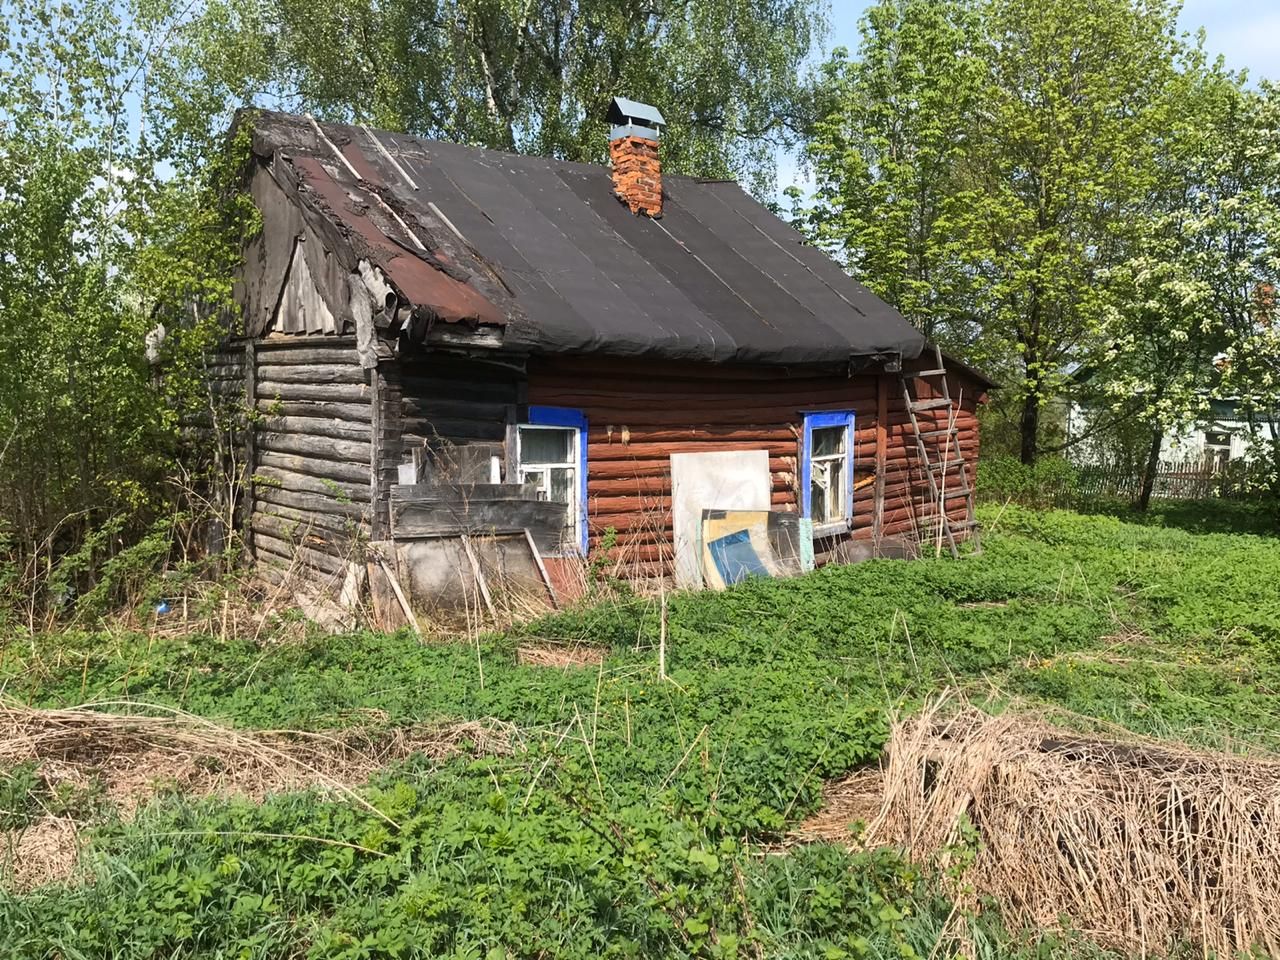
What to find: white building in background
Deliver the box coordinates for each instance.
[1064,396,1280,469]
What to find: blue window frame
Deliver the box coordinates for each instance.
[801,411,855,528]
[517,405,588,554]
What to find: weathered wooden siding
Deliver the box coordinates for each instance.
[374,355,522,533]
[527,356,982,574]
[249,336,373,580]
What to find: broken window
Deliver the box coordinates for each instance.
[516,407,587,553]
[803,412,854,529]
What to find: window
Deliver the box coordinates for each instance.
[1204,430,1231,448]
[516,406,587,553]
[802,411,854,530]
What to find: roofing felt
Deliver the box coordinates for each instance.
[246,110,928,366]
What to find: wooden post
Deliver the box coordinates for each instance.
[243,339,257,556]
[658,591,668,680]
[873,373,888,545]
[369,364,384,540]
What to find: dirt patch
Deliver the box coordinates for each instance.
[3,817,84,890]
[516,642,606,669]
[1,699,522,890]
[790,766,884,844]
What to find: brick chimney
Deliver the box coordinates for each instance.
[607,97,665,217]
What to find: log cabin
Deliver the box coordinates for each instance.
[212,102,993,608]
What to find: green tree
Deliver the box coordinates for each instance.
[0,0,256,613]
[796,0,983,347]
[801,0,1187,464]
[1208,80,1280,493]
[1086,51,1247,508]
[204,0,825,193]
[957,0,1182,464]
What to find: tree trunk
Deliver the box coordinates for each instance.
[1136,427,1163,511]
[1019,390,1039,465]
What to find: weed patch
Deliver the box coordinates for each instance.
[1,504,1276,957]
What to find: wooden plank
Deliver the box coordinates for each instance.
[524,529,558,608]
[588,442,796,462]
[396,375,518,405]
[251,511,353,549]
[379,557,422,637]
[400,398,510,423]
[586,425,797,443]
[391,482,537,501]
[256,380,370,403]
[258,415,372,443]
[370,365,386,540]
[253,462,372,501]
[244,363,364,385]
[588,456,792,481]
[874,374,887,542]
[256,345,360,366]
[243,338,257,552]
[401,418,507,443]
[255,484,370,520]
[254,494,367,530]
[459,535,496,617]
[258,400,372,422]
[253,532,350,576]
[256,431,370,464]
[255,451,369,486]
[390,497,564,546]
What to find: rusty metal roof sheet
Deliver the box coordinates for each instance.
[289,155,505,328]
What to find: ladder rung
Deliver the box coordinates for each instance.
[916,428,956,439]
[915,368,948,378]
[909,398,953,411]
[927,461,967,473]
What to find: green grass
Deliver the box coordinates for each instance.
[1,503,1277,958]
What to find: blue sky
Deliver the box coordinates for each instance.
[819,0,1277,76]
[779,0,1276,192]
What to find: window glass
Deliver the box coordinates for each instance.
[812,425,846,459]
[810,472,829,522]
[810,457,845,523]
[520,427,574,464]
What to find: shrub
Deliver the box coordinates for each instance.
[977,455,1080,508]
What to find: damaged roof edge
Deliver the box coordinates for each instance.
[235,111,992,372]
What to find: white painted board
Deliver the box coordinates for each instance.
[670,450,771,588]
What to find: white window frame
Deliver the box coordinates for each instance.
[515,415,586,555]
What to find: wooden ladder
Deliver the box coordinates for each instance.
[898,345,980,558]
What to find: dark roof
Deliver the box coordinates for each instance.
[245,110,928,366]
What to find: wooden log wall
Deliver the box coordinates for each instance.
[249,336,373,580]
[378,354,522,528]
[527,356,983,575]
[205,343,252,534]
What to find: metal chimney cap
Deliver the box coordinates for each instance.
[607,97,665,139]
[607,97,665,128]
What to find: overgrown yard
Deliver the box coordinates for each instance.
[2,503,1279,958]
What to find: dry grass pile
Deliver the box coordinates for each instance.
[1,698,521,888]
[868,697,1280,957]
[789,766,885,845]
[516,641,607,669]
